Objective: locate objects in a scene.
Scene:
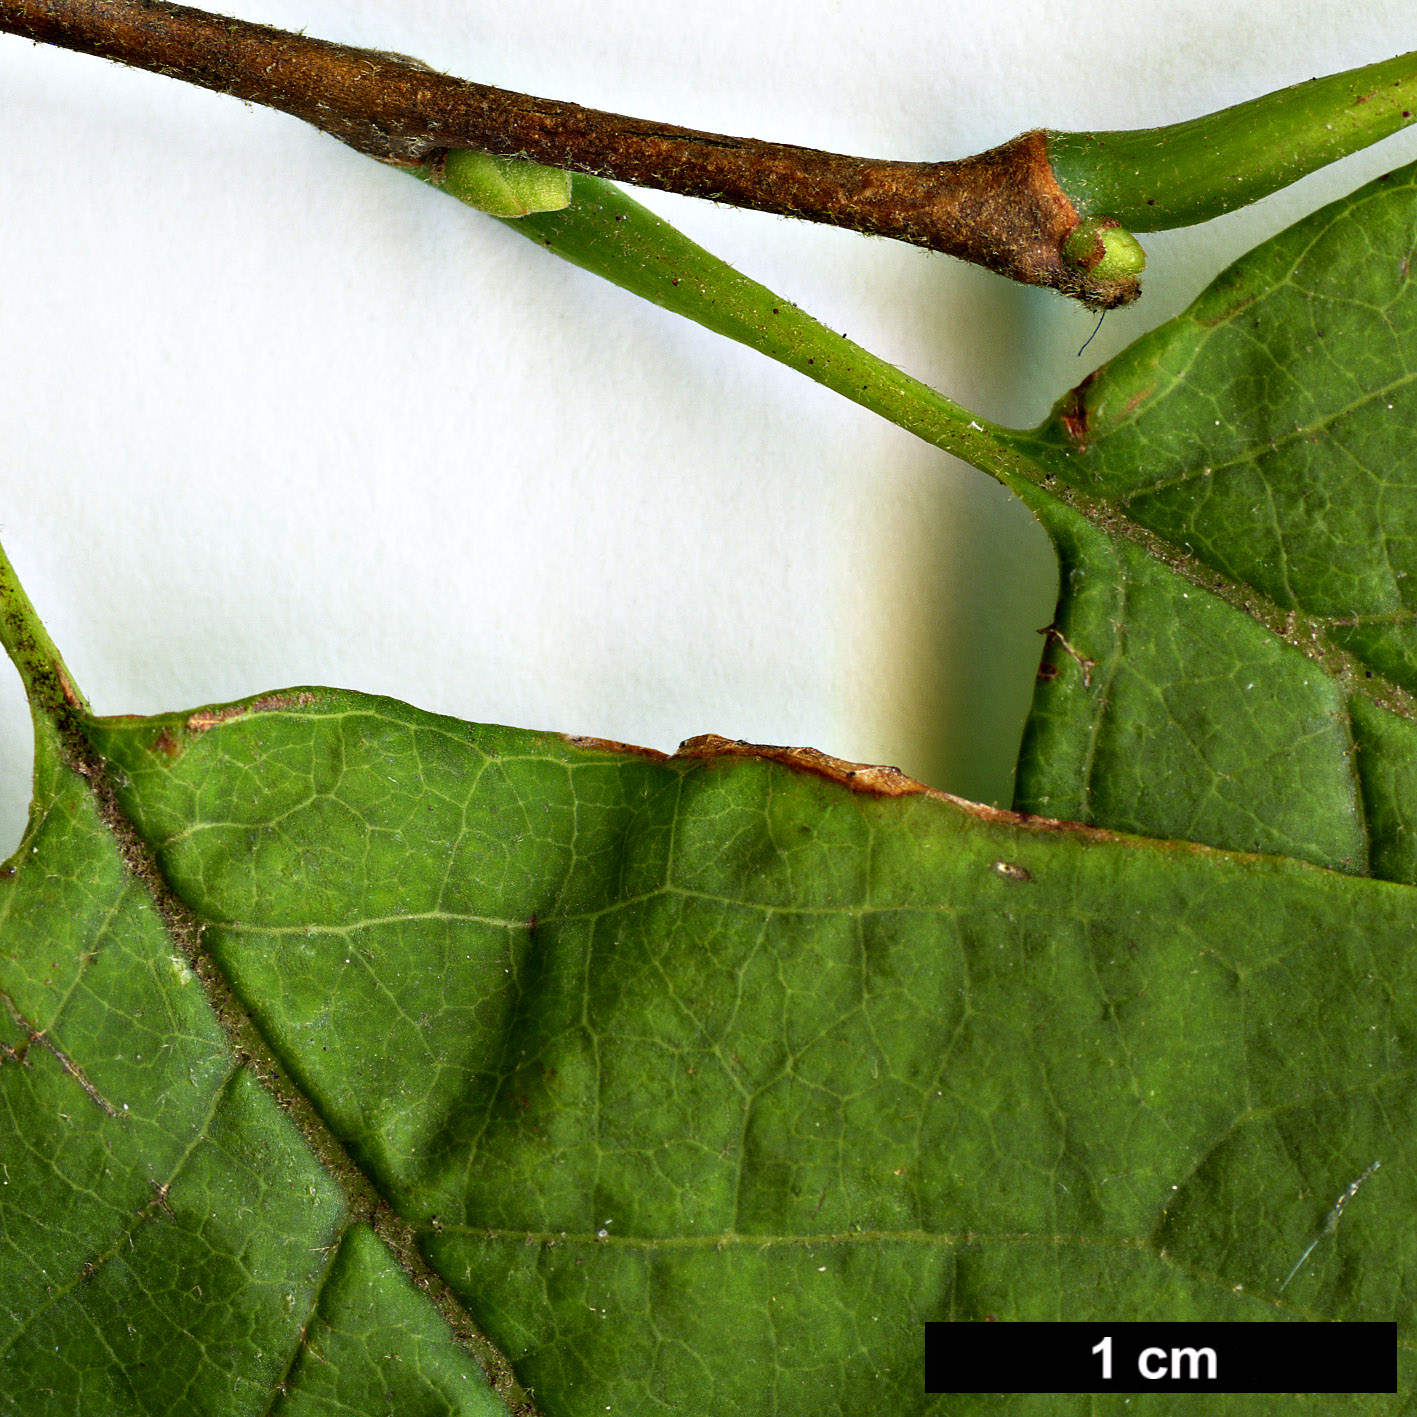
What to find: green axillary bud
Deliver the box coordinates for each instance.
[1063,216,1147,281]
[433,149,572,218]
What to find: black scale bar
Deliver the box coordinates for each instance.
[925,1322,1397,1394]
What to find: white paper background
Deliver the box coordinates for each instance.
[2,2,1415,853]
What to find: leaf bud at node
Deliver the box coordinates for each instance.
[438,150,573,217]
[1063,216,1147,282]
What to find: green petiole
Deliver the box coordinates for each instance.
[413,165,1021,472]
[1048,48,1417,230]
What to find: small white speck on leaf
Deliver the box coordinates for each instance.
[992,860,1031,883]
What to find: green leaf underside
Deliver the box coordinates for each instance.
[0,715,505,1417]
[3,690,1413,1415]
[1020,163,1417,673]
[1005,160,1417,878]
[1008,490,1385,873]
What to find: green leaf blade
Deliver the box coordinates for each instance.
[0,707,524,1415]
[1019,162,1417,659]
[1351,694,1417,882]
[1012,496,1371,872]
[276,1224,510,1417]
[0,757,350,1413]
[1004,159,1417,881]
[25,691,1406,1413]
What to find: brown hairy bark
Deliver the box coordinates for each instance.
[0,0,1140,307]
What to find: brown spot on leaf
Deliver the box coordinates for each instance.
[1121,386,1154,418]
[187,691,317,733]
[563,735,669,760]
[1058,372,1096,450]
[563,729,1228,850]
[55,664,83,709]
[153,727,180,759]
[674,734,928,798]
[1037,624,1097,686]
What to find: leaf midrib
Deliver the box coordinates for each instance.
[1011,471,1417,714]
